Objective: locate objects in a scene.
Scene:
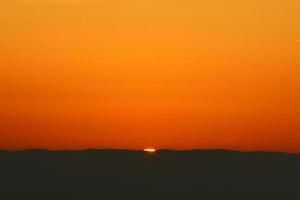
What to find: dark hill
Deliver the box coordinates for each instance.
[0,149,300,199]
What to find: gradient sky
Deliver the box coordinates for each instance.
[0,0,299,152]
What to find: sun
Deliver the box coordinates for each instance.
[143,148,156,153]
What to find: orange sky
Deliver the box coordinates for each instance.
[0,0,299,152]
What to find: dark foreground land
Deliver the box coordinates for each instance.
[0,149,300,200]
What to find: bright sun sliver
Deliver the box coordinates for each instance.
[143,148,156,153]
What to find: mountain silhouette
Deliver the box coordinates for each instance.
[0,149,299,199]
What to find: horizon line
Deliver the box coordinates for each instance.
[0,148,299,155]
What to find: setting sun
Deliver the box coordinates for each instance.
[143,148,156,153]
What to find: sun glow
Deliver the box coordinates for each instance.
[143,148,156,153]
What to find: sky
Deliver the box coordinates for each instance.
[0,0,299,152]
